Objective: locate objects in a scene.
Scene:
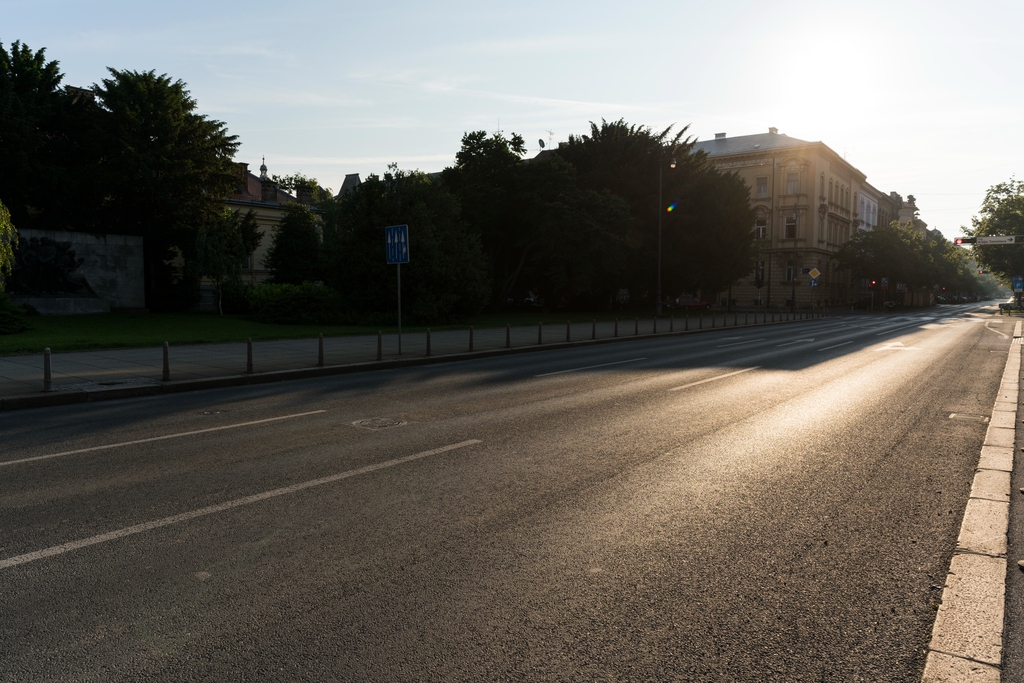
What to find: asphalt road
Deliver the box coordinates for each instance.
[0,305,1012,682]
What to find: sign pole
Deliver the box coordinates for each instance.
[397,262,402,354]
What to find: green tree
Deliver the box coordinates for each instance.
[271,173,334,204]
[443,131,630,307]
[194,209,260,315]
[0,41,103,233]
[0,199,16,290]
[556,119,756,305]
[967,179,1024,282]
[264,204,322,285]
[92,68,240,310]
[325,167,489,323]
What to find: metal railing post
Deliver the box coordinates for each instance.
[426,328,431,356]
[162,341,170,381]
[246,338,253,374]
[538,322,543,345]
[376,332,382,361]
[43,347,52,392]
[318,333,324,367]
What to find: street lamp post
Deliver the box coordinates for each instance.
[656,154,676,317]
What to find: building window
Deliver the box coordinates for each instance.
[242,253,252,270]
[755,217,767,239]
[784,214,797,239]
[755,176,768,198]
[786,260,795,282]
[786,173,799,195]
[829,180,834,204]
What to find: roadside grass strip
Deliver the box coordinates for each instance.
[0,439,482,570]
[922,320,1022,682]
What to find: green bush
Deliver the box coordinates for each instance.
[0,292,32,334]
[220,279,253,315]
[248,283,339,325]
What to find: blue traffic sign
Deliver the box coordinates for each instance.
[1013,275,1023,293]
[880,277,889,290]
[809,278,818,288]
[385,224,410,264]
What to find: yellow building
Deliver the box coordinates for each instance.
[693,128,899,309]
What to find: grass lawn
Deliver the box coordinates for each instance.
[0,309,690,355]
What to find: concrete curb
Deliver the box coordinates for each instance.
[0,315,824,412]
[923,320,1022,681]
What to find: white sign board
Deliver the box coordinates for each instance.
[976,235,1018,245]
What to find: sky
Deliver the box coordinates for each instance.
[6,0,1024,240]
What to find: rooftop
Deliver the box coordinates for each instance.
[692,129,815,157]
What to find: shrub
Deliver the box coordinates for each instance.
[248,282,339,325]
[0,292,31,334]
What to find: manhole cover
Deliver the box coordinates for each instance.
[352,417,407,430]
[949,413,989,422]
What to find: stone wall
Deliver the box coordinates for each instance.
[12,229,145,311]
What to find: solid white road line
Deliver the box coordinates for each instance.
[668,366,760,392]
[818,341,852,351]
[0,410,328,468]
[534,358,646,377]
[0,439,483,571]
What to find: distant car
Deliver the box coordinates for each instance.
[675,296,711,310]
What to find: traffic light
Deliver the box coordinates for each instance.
[870,279,877,286]
[978,269,988,274]
[955,237,976,245]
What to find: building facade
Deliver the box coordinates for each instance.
[693,128,899,309]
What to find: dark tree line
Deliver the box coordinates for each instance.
[2,39,761,321]
[0,40,239,310]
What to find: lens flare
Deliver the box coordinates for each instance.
[666,203,677,212]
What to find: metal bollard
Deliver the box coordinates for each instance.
[469,326,474,351]
[506,324,511,349]
[566,321,571,342]
[670,315,674,332]
[246,338,253,374]
[538,322,543,345]
[745,312,749,326]
[634,317,639,336]
[318,333,324,367]
[653,317,658,334]
[685,315,689,331]
[699,314,703,329]
[711,313,716,328]
[43,347,52,392]
[376,332,382,361]
[426,328,432,357]
[162,341,170,381]
[614,319,618,337]
[592,319,597,340]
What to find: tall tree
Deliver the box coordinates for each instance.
[263,204,322,285]
[194,209,260,315]
[92,68,239,310]
[0,199,17,290]
[0,41,102,232]
[325,167,489,323]
[556,119,755,304]
[967,179,1024,282]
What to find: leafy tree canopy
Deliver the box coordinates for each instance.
[271,173,334,204]
[325,166,489,323]
[967,178,1024,282]
[264,203,322,285]
[0,199,17,290]
[194,209,260,315]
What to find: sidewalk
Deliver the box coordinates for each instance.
[0,311,819,410]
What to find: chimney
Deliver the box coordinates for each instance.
[714,132,726,140]
[768,127,778,134]
[236,162,249,194]
[260,177,278,204]
[296,183,313,206]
